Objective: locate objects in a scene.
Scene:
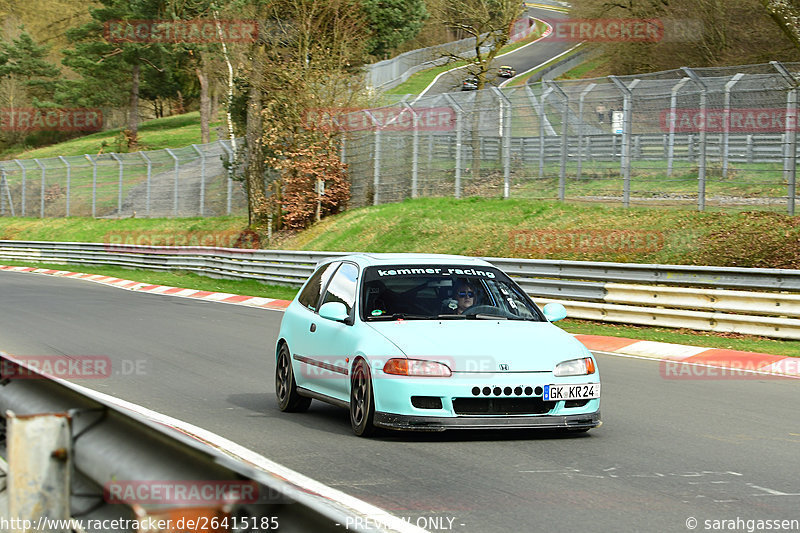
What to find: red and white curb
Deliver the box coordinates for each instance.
[3,264,797,379]
[0,265,291,310]
[577,334,800,379]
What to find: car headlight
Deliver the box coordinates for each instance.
[383,359,452,377]
[554,357,596,377]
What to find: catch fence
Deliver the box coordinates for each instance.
[340,61,800,213]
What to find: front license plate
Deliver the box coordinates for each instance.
[543,383,600,401]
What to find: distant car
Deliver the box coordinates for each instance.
[498,65,516,78]
[275,253,601,437]
[461,77,479,91]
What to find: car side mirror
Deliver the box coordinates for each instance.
[319,301,349,322]
[542,302,567,322]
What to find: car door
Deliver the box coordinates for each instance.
[286,261,340,392]
[306,262,360,401]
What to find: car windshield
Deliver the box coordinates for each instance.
[360,264,545,322]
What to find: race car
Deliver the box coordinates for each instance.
[275,253,601,436]
[498,65,517,78]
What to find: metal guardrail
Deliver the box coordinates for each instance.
[2,241,800,339]
[0,352,416,533]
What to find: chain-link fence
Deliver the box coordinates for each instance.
[0,140,247,218]
[342,61,800,214]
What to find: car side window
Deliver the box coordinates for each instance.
[298,262,339,312]
[320,263,358,317]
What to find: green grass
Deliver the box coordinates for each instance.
[385,21,548,96]
[7,112,224,160]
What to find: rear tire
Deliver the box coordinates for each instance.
[350,359,376,437]
[276,344,311,412]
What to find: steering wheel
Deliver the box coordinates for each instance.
[461,304,505,316]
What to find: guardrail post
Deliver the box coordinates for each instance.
[34,159,45,218]
[667,77,690,177]
[192,144,206,216]
[609,76,640,208]
[58,156,71,217]
[138,152,152,217]
[7,411,72,533]
[545,81,569,201]
[165,148,179,216]
[681,67,708,211]
[218,140,234,215]
[85,155,97,218]
[444,94,463,199]
[110,153,123,218]
[577,83,596,180]
[401,102,420,198]
[15,160,26,216]
[772,60,798,216]
[723,73,744,179]
[493,87,513,198]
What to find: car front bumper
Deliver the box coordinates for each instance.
[373,410,601,432]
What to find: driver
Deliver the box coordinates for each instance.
[453,280,476,314]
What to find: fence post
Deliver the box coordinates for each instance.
[15,160,25,216]
[363,111,382,205]
[545,81,569,201]
[609,76,639,208]
[192,144,206,216]
[34,159,45,218]
[85,155,97,218]
[577,83,596,180]
[110,153,123,218]
[218,140,234,215]
[139,152,152,217]
[772,61,798,216]
[165,148,179,216]
[667,77,690,177]
[444,94,463,199]
[723,73,744,179]
[493,87,513,199]
[1,167,6,216]
[58,156,71,217]
[538,85,554,179]
[401,102,420,198]
[681,67,707,211]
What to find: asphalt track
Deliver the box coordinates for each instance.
[1,270,799,533]
[423,7,574,96]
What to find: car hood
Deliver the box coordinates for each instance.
[365,320,589,372]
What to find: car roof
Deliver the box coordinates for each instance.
[320,252,493,268]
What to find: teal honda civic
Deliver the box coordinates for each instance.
[275,253,601,437]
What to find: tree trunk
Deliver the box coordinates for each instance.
[128,62,140,149]
[196,66,210,144]
[245,49,268,227]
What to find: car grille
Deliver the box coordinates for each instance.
[452,397,556,415]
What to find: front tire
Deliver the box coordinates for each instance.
[276,344,311,412]
[350,359,376,437]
